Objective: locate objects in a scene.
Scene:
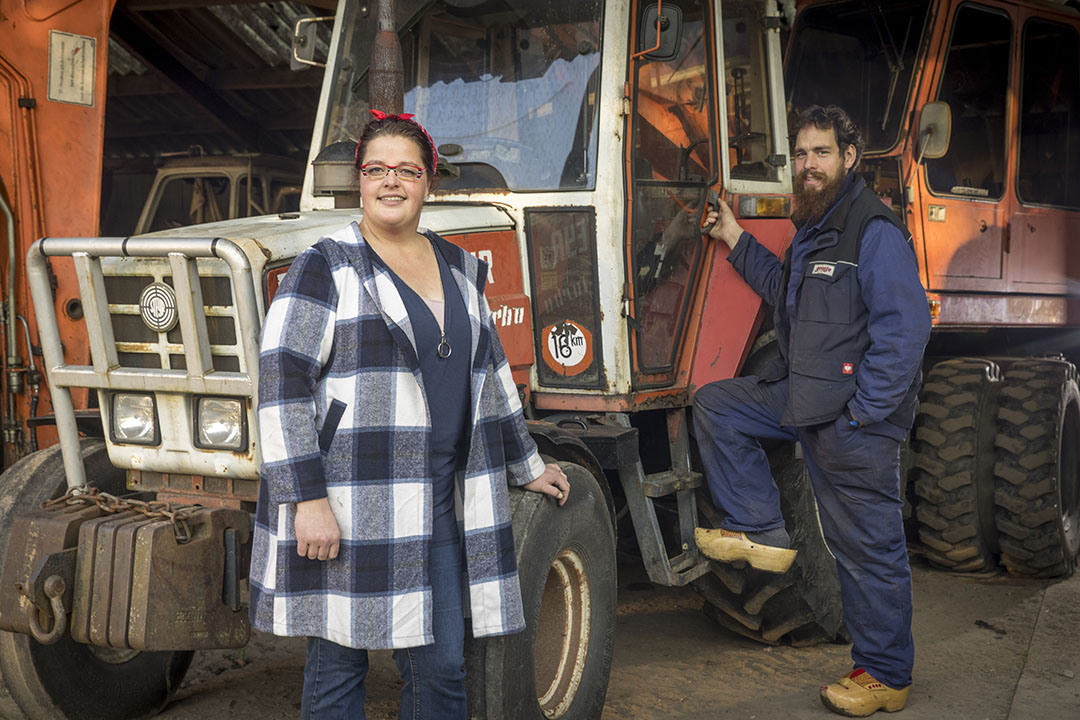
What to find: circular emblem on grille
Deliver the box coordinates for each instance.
[139,282,178,333]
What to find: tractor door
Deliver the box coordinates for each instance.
[1007,8,1080,294]
[626,0,720,389]
[918,2,1016,292]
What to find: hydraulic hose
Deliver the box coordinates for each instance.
[0,192,17,445]
[1,191,15,362]
[1,191,16,364]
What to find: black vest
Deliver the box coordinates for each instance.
[770,176,921,427]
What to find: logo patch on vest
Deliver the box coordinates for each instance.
[810,262,835,277]
[842,362,854,375]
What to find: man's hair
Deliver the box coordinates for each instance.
[790,105,864,167]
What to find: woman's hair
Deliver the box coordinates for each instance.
[790,104,864,167]
[353,111,439,190]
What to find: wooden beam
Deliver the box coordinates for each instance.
[107,67,323,97]
[106,108,316,138]
[110,11,264,150]
[105,115,225,139]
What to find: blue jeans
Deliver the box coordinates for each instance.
[301,538,467,720]
[693,376,914,689]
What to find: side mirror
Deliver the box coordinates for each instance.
[291,16,334,70]
[637,3,683,62]
[917,101,951,160]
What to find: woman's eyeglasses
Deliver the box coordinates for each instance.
[359,163,425,181]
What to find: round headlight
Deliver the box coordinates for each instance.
[113,394,157,444]
[197,397,244,450]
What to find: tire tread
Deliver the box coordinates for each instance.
[910,358,1000,572]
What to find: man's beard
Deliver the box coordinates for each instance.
[792,166,847,225]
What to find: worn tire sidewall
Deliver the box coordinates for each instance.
[1055,375,1080,571]
[480,462,616,720]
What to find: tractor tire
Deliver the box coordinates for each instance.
[909,358,1002,572]
[993,359,1080,577]
[465,461,616,720]
[0,440,193,720]
[692,442,845,646]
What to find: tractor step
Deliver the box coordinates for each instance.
[642,470,702,498]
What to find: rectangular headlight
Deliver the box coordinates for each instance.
[195,397,246,451]
[111,393,158,445]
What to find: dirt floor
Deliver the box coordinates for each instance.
[2,555,1077,719]
[152,555,1078,720]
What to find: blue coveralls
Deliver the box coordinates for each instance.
[693,185,930,689]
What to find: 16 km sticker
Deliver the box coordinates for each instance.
[541,320,593,377]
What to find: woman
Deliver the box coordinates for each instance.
[250,110,570,719]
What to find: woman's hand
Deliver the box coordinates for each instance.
[523,463,570,506]
[295,497,341,560]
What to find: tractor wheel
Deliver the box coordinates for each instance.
[909,358,1002,572]
[465,462,616,720]
[692,442,846,646]
[0,440,193,720]
[993,360,1080,577]
[691,331,845,647]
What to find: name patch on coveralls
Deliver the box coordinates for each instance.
[810,262,835,277]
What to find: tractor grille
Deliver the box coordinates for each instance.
[103,270,245,373]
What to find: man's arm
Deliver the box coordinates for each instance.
[705,198,786,305]
[847,219,932,426]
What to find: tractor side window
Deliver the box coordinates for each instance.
[237,177,266,218]
[632,6,712,183]
[1018,19,1080,209]
[149,176,230,232]
[271,180,302,214]
[925,6,1011,200]
[722,0,780,181]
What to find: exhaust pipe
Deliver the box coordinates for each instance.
[369,0,404,114]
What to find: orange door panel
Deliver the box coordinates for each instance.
[920,198,1007,287]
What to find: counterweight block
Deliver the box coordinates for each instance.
[0,501,251,651]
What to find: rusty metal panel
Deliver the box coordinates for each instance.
[0,504,104,636]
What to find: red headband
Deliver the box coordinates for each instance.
[354,109,439,173]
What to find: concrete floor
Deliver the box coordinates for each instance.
[2,555,1076,719]
[152,556,1079,720]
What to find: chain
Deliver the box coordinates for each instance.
[42,486,200,543]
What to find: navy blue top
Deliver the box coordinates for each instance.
[377,240,471,544]
[728,176,927,441]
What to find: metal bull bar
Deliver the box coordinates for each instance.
[27,237,263,489]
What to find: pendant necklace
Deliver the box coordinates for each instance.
[435,252,451,359]
[363,221,451,359]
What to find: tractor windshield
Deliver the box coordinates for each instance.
[786,0,931,153]
[323,0,602,192]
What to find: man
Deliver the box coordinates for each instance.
[693,105,930,717]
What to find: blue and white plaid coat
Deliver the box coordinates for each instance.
[249,222,545,649]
